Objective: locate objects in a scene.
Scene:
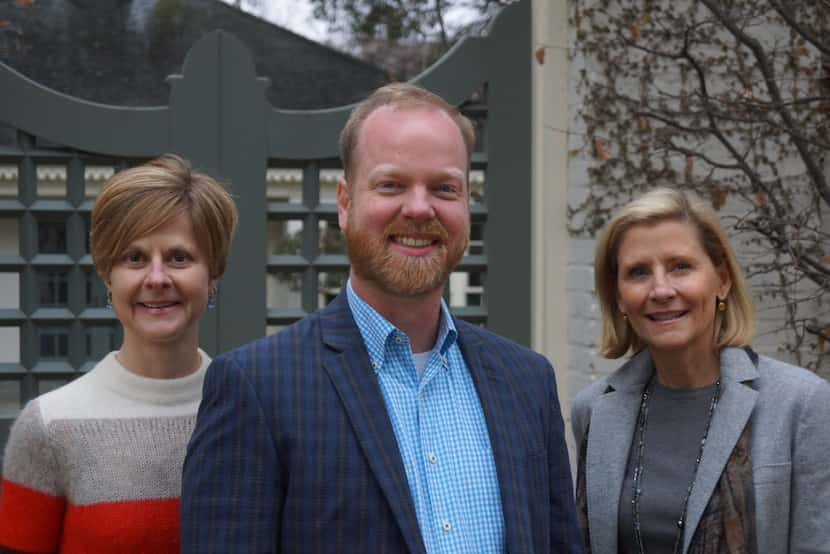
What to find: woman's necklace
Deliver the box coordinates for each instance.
[631,376,721,554]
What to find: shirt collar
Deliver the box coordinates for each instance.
[346,279,458,371]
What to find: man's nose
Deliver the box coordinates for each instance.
[401,186,435,219]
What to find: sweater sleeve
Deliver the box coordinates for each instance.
[0,399,66,553]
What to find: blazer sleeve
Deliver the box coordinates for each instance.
[180,354,281,553]
[789,378,830,552]
[545,363,585,554]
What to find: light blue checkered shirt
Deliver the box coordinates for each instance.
[346,281,505,553]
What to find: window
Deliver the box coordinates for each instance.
[38,326,69,359]
[85,270,108,307]
[38,271,68,307]
[37,219,67,254]
[468,222,484,255]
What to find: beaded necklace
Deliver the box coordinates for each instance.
[631,377,721,554]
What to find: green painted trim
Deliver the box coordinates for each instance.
[0,64,167,156]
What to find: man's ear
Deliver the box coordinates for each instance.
[337,178,350,231]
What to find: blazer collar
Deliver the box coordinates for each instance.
[682,347,758,552]
[606,348,653,391]
[604,347,760,390]
[584,350,650,553]
[319,292,427,554]
[585,347,760,554]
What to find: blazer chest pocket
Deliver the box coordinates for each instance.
[753,462,791,485]
[753,462,791,552]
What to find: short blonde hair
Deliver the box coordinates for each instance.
[594,187,755,358]
[90,154,238,281]
[339,82,475,181]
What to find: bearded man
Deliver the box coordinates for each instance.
[181,83,582,554]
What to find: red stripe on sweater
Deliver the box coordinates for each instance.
[60,498,180,554]
[0,478,66,552]
[0,479,180,554]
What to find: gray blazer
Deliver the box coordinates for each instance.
[571,347,830,554]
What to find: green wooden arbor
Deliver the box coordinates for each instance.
[0,1,532,444]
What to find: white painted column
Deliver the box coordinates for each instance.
[531,0,571,413]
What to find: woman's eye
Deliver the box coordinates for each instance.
[627,266,647,278]
[171,251,190,264]
[673,262,691,271]
[125,252,143,263]
[436,183,458,195]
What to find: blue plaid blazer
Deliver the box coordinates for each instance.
[180,292,582,553]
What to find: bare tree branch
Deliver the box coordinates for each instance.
[768,0,830,57]
[699,0,830,208]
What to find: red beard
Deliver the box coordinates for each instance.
[345,214,468,297]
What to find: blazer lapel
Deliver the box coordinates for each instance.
[319,294,426,554]
[456,323,534,554]
[682,348,759,553]
[585,351,652,554]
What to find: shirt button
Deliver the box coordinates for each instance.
[427,452,437,464]
[440,355,448,366]
[371,360,379,369]
[441,520,452,532]
[395,336,403,343]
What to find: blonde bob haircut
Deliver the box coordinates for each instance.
[594,187,754,358]
[339,82,476,182]
[90,154,238,282]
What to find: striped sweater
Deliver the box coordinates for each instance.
[0,351,208,553]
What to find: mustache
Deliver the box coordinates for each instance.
[383,218,449,242]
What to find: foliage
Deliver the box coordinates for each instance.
[0,0,33,58]
[149,0,190,61]
[570,0,830,371]
[232,0,262,11]
[307,0,504,79]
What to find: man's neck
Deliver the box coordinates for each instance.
[350,276,443,353]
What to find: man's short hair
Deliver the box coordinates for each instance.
[339,83,476,181]
[90,154,238,281]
